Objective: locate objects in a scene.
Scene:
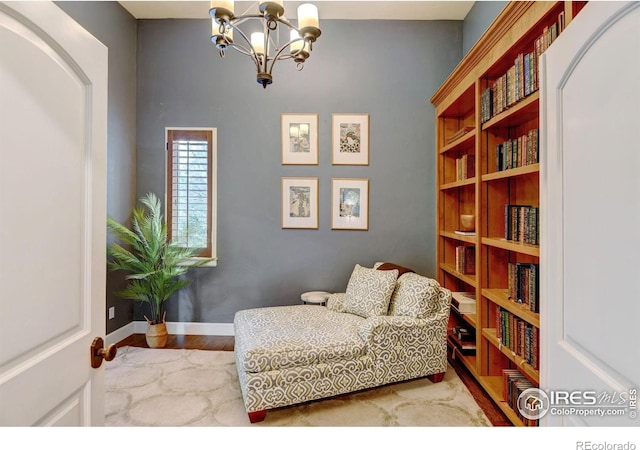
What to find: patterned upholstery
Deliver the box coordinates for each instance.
[234,306,367,372]
[388,272,443,318]
[343,264,398,318]
[233,271,452,417]
[326,292,346,312]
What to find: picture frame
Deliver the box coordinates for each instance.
[332,113,369,165]
[282,177,319,229]
[331,178,369,230]
[281,113,318,165]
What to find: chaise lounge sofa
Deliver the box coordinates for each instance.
[233,262,452,423]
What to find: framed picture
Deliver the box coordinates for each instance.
[332,113,369,165]
[331,178,369,230]
[282,177,319,229]
[281,113,318,165]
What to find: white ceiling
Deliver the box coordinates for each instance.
[118,1,475,20]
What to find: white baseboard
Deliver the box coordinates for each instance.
[106,322,136,347]
[106,321,234,347]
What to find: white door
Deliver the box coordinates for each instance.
[540,1,640,426]
[0,1,108,425]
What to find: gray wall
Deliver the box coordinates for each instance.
[462,1,507,55]
[137,19,462,324]
[56,2,138,333]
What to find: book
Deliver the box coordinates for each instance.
[454,230,476,236]
[455,154,475,181]
[447,126,475,144]
[448,330,476,355]
[455,245,476,275]
[451,292,476,314]
[558,11,566,33]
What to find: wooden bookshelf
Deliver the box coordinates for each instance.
[431,1,583,426]
[440,178,476,190]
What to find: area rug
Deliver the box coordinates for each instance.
[105,346,491,427]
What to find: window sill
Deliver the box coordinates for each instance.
[179,257,218,267]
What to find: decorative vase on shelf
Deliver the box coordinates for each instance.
[460,214,475,232]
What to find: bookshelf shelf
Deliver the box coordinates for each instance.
[483,288,540,328]
[440,178,476,190]
[479,375,526,427]
[450,300,478,328]
[449,343,477,374]
[448,333,476,355]
[483,328,540,382]
[440,128,476,154]
[432,0,579,426]
[482,163,540,181]
[482,91,539,130]
[440,230,477,244]
[463,313,477,328]
[482,237,540,257]
[440,263,477,287]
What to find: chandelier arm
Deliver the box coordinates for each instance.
[227,13,264,24]
[266,39,299,74]
[224,42,255,58]
[264,19,307,73]
[274,16,296,29]
[225,24,263,70]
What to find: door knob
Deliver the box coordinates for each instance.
[90,337,117,368]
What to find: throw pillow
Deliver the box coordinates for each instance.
[344,264,398,318]
[388,272,442,319]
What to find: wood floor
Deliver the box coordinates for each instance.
[116,333,235,351]
[115,333,511,427]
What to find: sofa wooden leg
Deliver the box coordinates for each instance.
[428,372,446,383]
[248,410,266,423]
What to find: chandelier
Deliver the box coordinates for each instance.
[209,1,321,88]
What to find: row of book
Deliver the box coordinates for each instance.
[455,245,476,275]
[505,204,539,245]
[446,126,474,145]
[496,129,539,172]
[455,154,475,181]
[508,262,539,313]
[480,51,537,123]
[503,369,539,427]
[496,306,539,370]
[480,14,563,124]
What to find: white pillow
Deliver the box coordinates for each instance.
[343,264,398,318]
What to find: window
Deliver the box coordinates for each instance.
[166,128,217,263]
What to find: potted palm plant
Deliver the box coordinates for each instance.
[106,193,211,348]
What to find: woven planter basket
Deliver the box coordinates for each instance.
[146,321,168,348]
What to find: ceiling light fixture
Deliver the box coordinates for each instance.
[210,1,321,89]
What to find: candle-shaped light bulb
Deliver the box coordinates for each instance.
[298,3,319,29]
[259,0,283,8]
[290,29,303,52]
[210,0,234,13]
[251,32,265,55]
